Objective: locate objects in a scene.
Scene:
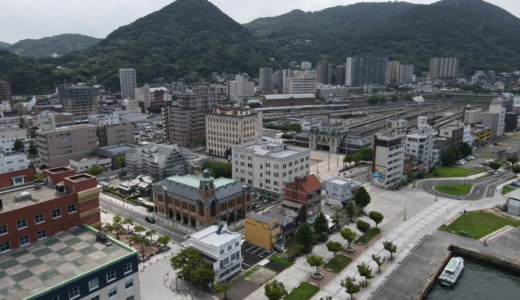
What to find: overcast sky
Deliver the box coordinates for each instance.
[1,0,518,44]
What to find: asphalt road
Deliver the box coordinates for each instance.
[419,172,513,200]
[100,197,190,244]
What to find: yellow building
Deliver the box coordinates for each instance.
[471,126,492,145]
[244,213,282,252]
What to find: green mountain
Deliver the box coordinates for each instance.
[245,0,520,74]
[9,34,101,58]
[0,41,11,49]
[60,0,270,89]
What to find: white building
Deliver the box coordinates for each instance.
[464,108,482,125]
[287,70,317,94]
[228,75,255,102]
[119,68,137,100]
[69,156,112,173]
[0,128,30,154]
[135,83,151,111]
[88,114,121,126]
[463,124,474,146]
[232,141,310,195]
[405,116,437,173]
[372,120,406,189]
[0,152,29,173]
[187,222,242,282]
[206,107,262,158]
[489,101,506,137]
[121,98,141,113]
[324,177,361,207]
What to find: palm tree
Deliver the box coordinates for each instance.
[146,229,157,243]
[123,216,134,233]
[134,225,146,238]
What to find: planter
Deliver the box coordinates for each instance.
[312,272,324,280]
[345,246,356,253]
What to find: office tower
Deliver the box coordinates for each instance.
[228,74,255,102]
[345,56,388,87]
[398,64,414,85]
[58,85,98,122]
[429,57,459,79]
[259,67,274,94]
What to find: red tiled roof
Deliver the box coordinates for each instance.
[294,174,321,193]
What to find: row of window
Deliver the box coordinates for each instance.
[0,205,77,236]
[0,230,47,253]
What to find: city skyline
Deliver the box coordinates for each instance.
[0,0,519,44]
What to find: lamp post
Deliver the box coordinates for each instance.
[435,190,438,201]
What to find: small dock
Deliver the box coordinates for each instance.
[372,228,520,299]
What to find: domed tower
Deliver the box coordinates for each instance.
[199,169,215,198]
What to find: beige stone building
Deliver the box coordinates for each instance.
[206,107,262,158]
[97,123,135,147]
[36,125,98,167]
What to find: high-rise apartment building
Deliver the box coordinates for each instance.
[36,124,98,167]
[259,67,274,95]
[119,68,137,100]
[429,57,459,79]
[405,116,437,173]
[162,86,216,147]
[316,60,333,85]
[336,65,346,86]
[206,107,262,158]
[0,80,12,103]
[345,56,388,87]
[386,61,401,85]
[97,123,135,147]
[489,101,506,137]
[275,69,290,94]
[58,85,98,122]
[287,70,317,94]
[398,64,414,85]
[228,75,255,102]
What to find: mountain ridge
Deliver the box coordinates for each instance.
[8,34,101,58]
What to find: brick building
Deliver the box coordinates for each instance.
[0,166,101,252]
[153,169,251,229]
[283,174,322,222]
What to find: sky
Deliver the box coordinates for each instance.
[0,0,519,44]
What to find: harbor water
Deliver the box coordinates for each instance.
[427,255,520,300]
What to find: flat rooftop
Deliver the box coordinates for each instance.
[0,226,135,299]
[190,225,238,247]
[241,143,307,158]
[0,185,60,213]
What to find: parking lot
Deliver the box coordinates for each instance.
[241,240,270,270]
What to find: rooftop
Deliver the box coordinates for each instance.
[0,184,60,213]
[190,224,239,246]
[264,93,315,100]
[235,142,309,159]
[0,226,135,299]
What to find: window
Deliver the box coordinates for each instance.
[12,176,24,186]
[125,279,133,289]
[108,287,117,298]
[88,278,99,291]
[50,296,60,300]
[0,224,7,235]
[68,286,80,299]
[90,296,100,300]
[37,230,47,240]
[68,204,77,214]
[123,263,132,274]
[0,242,11,253]
[106,270,116,282]
[19,235,30,246]
[35,213,45,224]
[52,208,61,219]
[16,218,27,230]
[126,297,134,300]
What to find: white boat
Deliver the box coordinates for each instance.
[438,256,464,286]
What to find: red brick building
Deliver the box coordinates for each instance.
[0,167,101,253]
[284,174,322,222]
[0,166,37,189]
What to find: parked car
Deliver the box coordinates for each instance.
[511,181,520,187]
[137,198,146,205]
[455,159,466,165]
[466,156,475,160]
[145,215,156,223]
[493,171,501,177]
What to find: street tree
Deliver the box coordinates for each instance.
[508,154,519,165]
[133,225,146,237]
[512,164,520,175]
[296,223,314,253]
[353,187,371,211]
[264,280,287,300]
[157,236,171,249]
[214,282,231,300]
[345,201,358,222]
[383,241,397,260]
[489,161,501,171]
[27,141,38,159]
[340,227,357,250]
[356,220,371,244]
[314,212,329,240]
[368,211,384,228]
[307,255,325,275]
[459,142,473,157]
[326,241,343,258]
[357,262,373,286]
[146,229,156,243]
[359,147,373,162]
[372,254,385,273]
[122,216,134,232]
[341,276,360,300]
[344,154,355,166]
[13,139,24,152]
[116,155,126,168]
[331,209,343,231]
[352,152,363,165]
[171,248,215,288]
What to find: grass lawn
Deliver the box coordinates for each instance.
[424,166,474,178]
[439,210,520,239]
[354,228,381,245]
[324,255,352,273]
[268,254,293,267]
[285,282,319,300]
[502,186,515,195]
[285,241,305,260]
[434,184,473,196]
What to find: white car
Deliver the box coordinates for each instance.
[493,171,501,177]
